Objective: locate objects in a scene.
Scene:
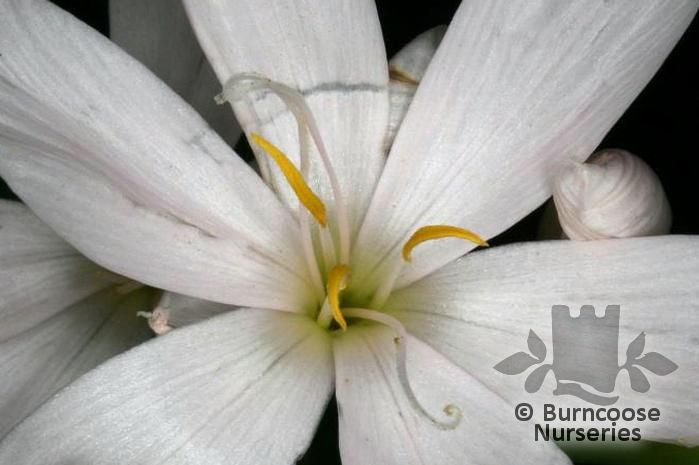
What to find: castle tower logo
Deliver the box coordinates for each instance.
[494,305,678,405]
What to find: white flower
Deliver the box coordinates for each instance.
[0,1,698,464]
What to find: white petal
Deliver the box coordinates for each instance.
[334,325,569,465]
[0,1,313,310]
[386,237,699,444]
[0,287,154,438]
[0,200,113,341]
[183,0,389,234]
[354,0,698,292]
[553,149,671,239]
[385,26,446,153]
[0,308,333,464]
[109,0,240,147]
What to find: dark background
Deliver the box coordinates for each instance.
[5,1,698,464]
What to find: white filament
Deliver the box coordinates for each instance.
[342,307,462,430]
[316,298,333,329]
[297,126,325,300]
[319,226,338,273]
[299,209,325,301]
[369,254,404,309]
[218,73,351,265]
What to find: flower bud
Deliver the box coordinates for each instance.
[385,26,446,153]
[552,149,671,240]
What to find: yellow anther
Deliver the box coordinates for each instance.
[402,225,489,262]
[250,133,327,226]
[327,265,350,331]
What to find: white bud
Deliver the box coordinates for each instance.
[385,26,446,153]
[553,149,671,240]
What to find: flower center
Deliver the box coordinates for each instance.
[249,130,487,323]
[219,74,489,430]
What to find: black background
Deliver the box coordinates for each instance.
[6,1,698,464]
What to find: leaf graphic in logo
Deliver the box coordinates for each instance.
[635,352,678,376]
[627,366,650,393]
[626,332,646,360]
[525,364,551,393]
[527,330,546,361]
[494,352,539,375]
